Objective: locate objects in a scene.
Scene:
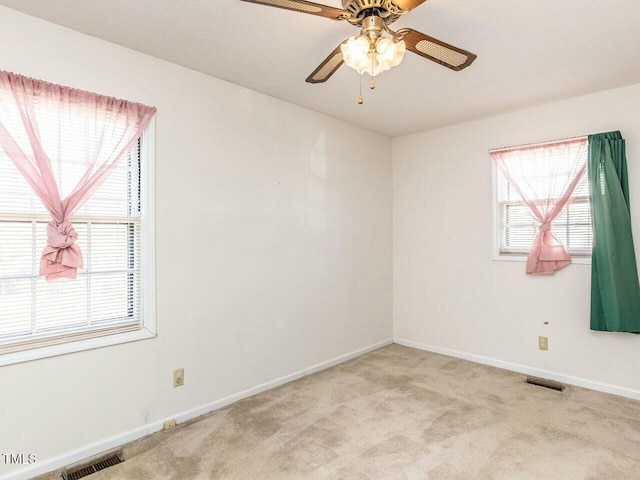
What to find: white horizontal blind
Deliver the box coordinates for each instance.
[0,139,143,353]
[496,139,592,256]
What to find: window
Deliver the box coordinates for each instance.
[493,137,592,260]
[0,121,156,365]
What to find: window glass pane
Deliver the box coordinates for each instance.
[554,225,568,246]
[0,222,33,276]
[568,224,593,251]
[34,276,89,332]
[90,223,133,272]
[79,148,140,218]
[503,226,538,251]
[0,278,32,338]
[90,272,132,323]
[504,204,535,226]
[0,150,47,215]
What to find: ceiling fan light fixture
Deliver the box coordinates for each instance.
[243,0,477,87]
[341,35,406,77]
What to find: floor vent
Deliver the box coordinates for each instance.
[526,376,565,392]
[62,451,123,480]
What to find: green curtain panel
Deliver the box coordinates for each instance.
[589,131,640,332]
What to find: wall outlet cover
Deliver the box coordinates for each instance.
[173,368,185,387]
[538,336,549,351]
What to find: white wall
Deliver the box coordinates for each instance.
[393,82,640,396]
[0,7,392,478]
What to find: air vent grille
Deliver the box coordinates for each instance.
[526,376,565,392]
[62,452,123,480]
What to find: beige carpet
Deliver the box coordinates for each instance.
[40,345,640,479]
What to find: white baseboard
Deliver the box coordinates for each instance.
[394,338,640,401]
[2,338,393,480]
[171,338,393,425]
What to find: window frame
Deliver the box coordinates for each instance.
[0,118,156,366]
[491,137,592,265]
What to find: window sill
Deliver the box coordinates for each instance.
[493,254,591,265]
[0,327,156,367]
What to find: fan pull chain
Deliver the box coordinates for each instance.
[358,73,363,104]
[370,49,376,90]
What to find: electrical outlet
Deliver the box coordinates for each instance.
[538,336,549,351]
[163,419,176,430]
[173,368,184,388]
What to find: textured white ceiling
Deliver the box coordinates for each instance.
[1,0,639,136]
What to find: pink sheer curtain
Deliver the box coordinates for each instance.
[491,138,588,274]
[0,71,155,280]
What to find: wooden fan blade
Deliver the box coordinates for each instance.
[240,0,345,20]
[306,43,345,83]
[401,28,477,71]
[392,0,428,10]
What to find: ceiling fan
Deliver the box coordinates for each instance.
[240,0,477,86]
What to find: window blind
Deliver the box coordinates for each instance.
[0,141,143,354]
[496,139,592,256]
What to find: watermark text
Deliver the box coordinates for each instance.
[2,453,37,465]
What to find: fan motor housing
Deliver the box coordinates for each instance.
[342,0,404,25]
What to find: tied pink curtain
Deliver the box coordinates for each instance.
[491,138,588,274]
[0,71,155,280]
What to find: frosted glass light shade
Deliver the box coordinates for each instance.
[377,38,406,71]
[341,36,371,74]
